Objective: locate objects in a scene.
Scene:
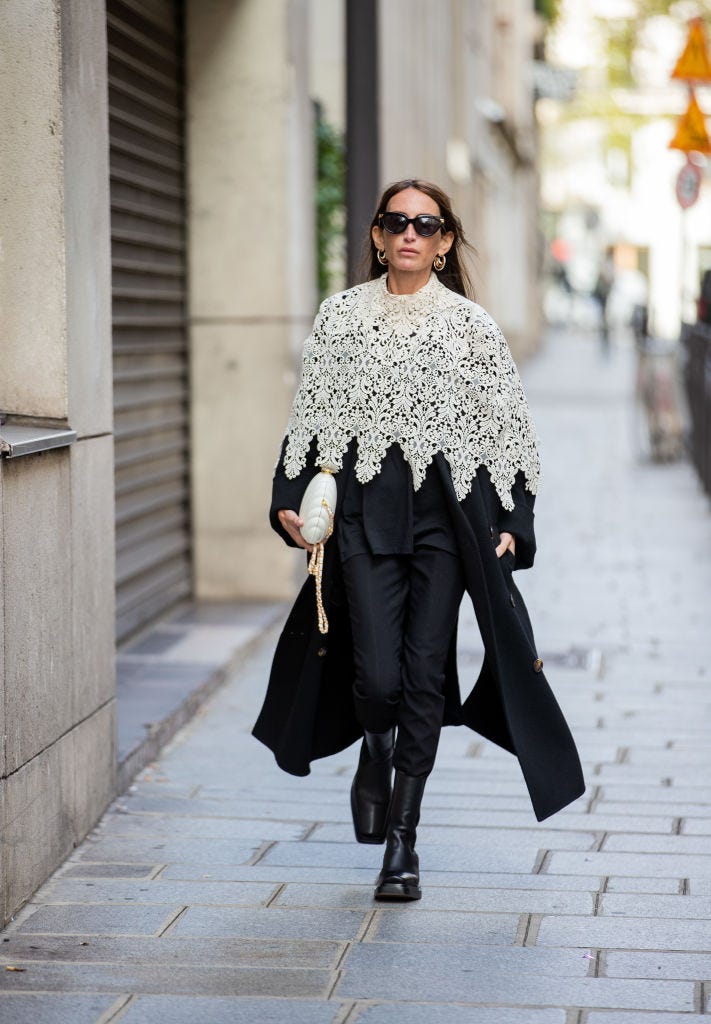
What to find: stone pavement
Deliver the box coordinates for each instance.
[1,327,711,1023]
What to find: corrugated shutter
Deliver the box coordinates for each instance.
[108,0,192,643]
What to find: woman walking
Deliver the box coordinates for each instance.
[253,179,584,901]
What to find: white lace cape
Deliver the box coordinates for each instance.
[279,273,541,511]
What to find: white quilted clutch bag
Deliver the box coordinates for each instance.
[298,464,338,544]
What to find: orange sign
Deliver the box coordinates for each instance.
[669,92,711,153]
[671,18,711,82]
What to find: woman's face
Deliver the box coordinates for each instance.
[371,187,454,276]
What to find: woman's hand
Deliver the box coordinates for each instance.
[495,531,516,558]
[277,509,314,552]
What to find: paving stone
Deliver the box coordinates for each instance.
[0,994,116,1024]
[35,878,277,907]
[547,851,711,878]
[586,1015,710,1024]
[536,914,711,952]
[159,863,600,889]
[605,950,711,979]
[0,961,332,997]
[600,892,711,919]
[14,905,177,936]
[369,909,519,945]
[59,863,156,879]
[337,947,693,1009]
[262,841,539,873]
[603,834,711,854]
[308,824,596,851]
[605,877,682,894]
[352,1007,567,1024]
[343,941,589,977]
[100,814,305,841]
[75,837,260,865]
[595,800,711,818]
[0,934,339,968]
[275,882,593,915]
[680,819,711,834]
[118,996,341,1024]
[170,906,366,940]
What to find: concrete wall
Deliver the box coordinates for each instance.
[187,0,316,601]
[0,0,116,925]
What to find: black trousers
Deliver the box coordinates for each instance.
[341,547,465,777]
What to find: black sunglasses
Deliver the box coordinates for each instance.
[378,212,445,237]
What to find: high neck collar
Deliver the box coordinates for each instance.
[375,271,440,315]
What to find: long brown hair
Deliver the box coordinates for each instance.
[362,178,475,299]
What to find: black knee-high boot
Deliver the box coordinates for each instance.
[350,728,395,844]
[374,769,426,901]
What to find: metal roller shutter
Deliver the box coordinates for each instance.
[108,0,192,643]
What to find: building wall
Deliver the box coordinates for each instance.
[377,0,542,359]
[0,0,116,925]
[187,0,316,601]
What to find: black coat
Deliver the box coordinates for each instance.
[253,439,585,822]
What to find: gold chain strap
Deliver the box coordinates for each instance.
[307,498,335,635]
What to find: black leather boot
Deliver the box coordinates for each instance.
[350,728,395,844]
[374,770,427,901]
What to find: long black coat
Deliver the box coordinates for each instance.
[253,439,585,822]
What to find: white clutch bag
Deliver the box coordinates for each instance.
[298,463,338,544]
[298,463,338,635]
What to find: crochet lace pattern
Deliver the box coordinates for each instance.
[281,273,541,510]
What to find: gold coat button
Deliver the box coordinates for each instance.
[533,658,543,672]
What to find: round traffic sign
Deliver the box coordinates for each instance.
[676,159,702,207]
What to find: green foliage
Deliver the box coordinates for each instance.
[315,107,345,303]
[535,0,561,23]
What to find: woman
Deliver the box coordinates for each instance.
[253,179,584,901]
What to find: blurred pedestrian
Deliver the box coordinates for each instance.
[593,248,615,354]
[253,179,584,901]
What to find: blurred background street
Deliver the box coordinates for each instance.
[2,0,711,1020]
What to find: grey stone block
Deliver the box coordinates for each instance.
[159,862,600,890]
[604,834,711,853]
[0,934,339,969]
[537,914,711,952]
[36,878,276,907]
[586,1015,709,1024]
[370,909,519,945]
[15,904,177,936]
[601,892,711,919]
[548,850,711,878]
[262,841,538,874]
[344,941,589,977]
[605,950,711,979]
[3,452,73,772]
[60,863,156,879]
[276,883,592,915]
[354,1005,567,1024]
[0,994,116,1024]
[309,823,596,850]
[171,906,366,940]
[75,836,260,865]
[605,877,682,894]
[0,961,332,997]
[680,819,711,835]
[119,996,341,1024]
[100,813,304,842]
[337,947,693,1010]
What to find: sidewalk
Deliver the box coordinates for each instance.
[2,328,711,1024]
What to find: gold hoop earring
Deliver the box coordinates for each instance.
[377,250,388,266]
[433,253,446,272]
